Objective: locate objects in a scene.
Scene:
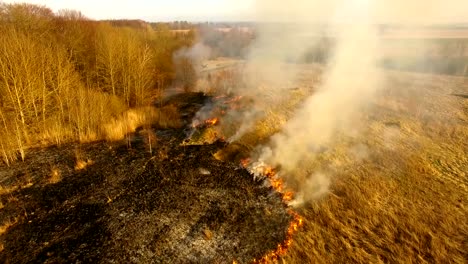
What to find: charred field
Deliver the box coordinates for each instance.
[0,93,292,264]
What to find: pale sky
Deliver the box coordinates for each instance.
[1,0,255,21]
[2,0,468,24]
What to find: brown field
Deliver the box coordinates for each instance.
[190,60,468,262]
[229,67,468,263]
[201,62,467,262]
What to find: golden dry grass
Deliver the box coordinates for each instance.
[103,105,182,141]
[217,67,467,263]
[280,72,468,263]
[0,218,18,236]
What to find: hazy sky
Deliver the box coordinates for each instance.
[1,0,255,21]
[2,0,468,23]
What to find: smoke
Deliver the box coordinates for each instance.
[237,0,380,205]
[173,42,211,92]
[180,1,468,204]
[242,0,468,205]
[288,172,331,207]
[174,42,211,69]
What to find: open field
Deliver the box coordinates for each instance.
[279,70,467,263]
[166,61,468,263]
[0,60,466,263]
[230,66,468,263]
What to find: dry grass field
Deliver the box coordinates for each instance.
[206,63,467,263]
[258,69,467,263]
[0,60,466,263]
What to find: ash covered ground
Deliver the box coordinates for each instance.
[0,93,291,264]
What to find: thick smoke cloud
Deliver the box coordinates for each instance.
[245,0,468,205]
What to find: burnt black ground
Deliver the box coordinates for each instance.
[0,93,291,264]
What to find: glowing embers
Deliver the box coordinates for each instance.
[185,94,245,145]
[204,117,219,126]
[240,159,304,262]
[247,161,293,202]
[254,210,303,263]
[223,95,243,105]
[191,116,220,129]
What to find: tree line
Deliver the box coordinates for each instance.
[0,3,195,165]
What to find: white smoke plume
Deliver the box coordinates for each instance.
[174,42,211,71]
[173,42,211,92]
[242,0,380,205]
[244,0,468,205]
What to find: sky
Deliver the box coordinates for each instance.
[1,0,468,24]
[0,0,255,21]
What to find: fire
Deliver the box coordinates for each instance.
[214,95,227,100]
[204,117,219,126]
[223,95,243,104]
[270,178,284,192]
[263,167,276,178]
[242,160,304,263]
[240,158,251,168]
[282,191,294,202]
[254,210,304,264]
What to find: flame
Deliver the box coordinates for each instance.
[241,160,304,263]
[254,210,304,264]
[204,117,219,126]
[264,167,276,178]
[282,191,294,202]
[224,95,243,104]
[240,158,251,168]
[214,95,227,100]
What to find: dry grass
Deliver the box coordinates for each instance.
[0,185,18,196]
[103,105,182,141]
[215,66,467,263]
[0,218,19,236]
[279,71,467,263]
[0,217,19,252]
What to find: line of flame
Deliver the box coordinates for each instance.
[240,159,304,263]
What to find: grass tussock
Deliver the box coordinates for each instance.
[0,218,18,235]
[74,148,94,171]
[0,185,18,196]
[103,105,182,141]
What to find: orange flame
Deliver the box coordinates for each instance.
[282,191,294,202]
[254,210,304,263]
[204,117,219,126]
[246,163,303,263]
[264,167,276,178]
[214,95,227,100]
[240,158,251,168]
[270,178,284,192]
[224,95,243,104]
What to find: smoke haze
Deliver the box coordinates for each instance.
[243,0,468,205]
